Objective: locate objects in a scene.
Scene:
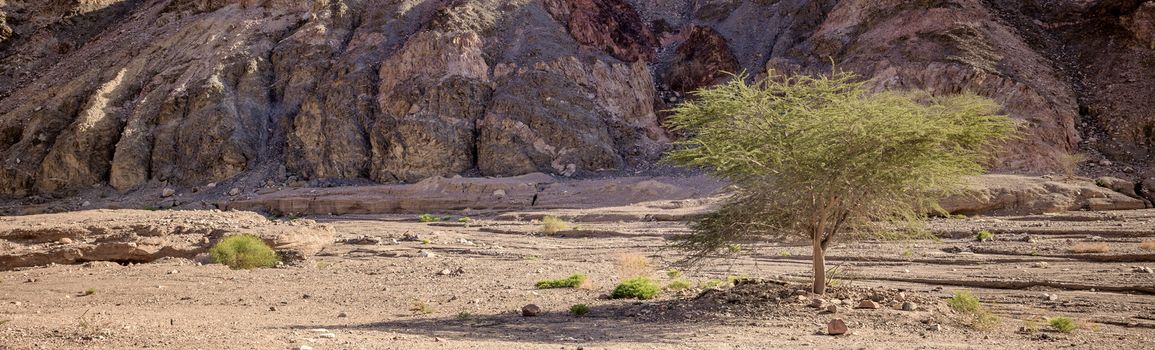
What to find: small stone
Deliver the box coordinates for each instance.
[796,295,809,303]
[521,304,542,317]
[167,270,179,275]
[439,269,452,275]
[318,333,336,339]
[338,311,348,318]
[896,292,907,301]
[829,299,843,305]
[1099,160,1112,166]
[493,189,507,198]
[827,319,848,335]
[206,182,217,188]
[1046,294,1059,301]
[418,250,436,258]
[58,237,74,244]
[293,345,313,350]
[161,188,176,198]
[928,324,943,332]
[228,187,242,196]
[825,305,838,313]
[269,306,278,311]
[901,301,917,311]
[1033,262,1049,268]
[1134,267,1153,274]
[857,300,881,309]
[597,294,611,300]
[809,299,826,308]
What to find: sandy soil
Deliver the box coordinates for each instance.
[1,204,1154,349]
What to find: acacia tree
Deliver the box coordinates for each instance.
[666,71,1017,294]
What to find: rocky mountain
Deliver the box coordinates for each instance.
[1,0,1153,200]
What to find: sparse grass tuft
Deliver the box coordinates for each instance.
[1070,242,1109,254]
[410,301,434,314]
[666,268,682,279]
[457,217,472,223]
[778,250,792,257]
[456,312,472,320]
[700,279,724,289]
[611,277,660,300]
[1049,317,1077,333]
[210,235,280,269]
[535,274,589,289]
[82,288,96,296]
[948,290,999,331]
[727,244,742,253]
[975,229,994,242]
[616,253,651,278]
[1139,241,1155,251]
[569,304,590,317]
[541,216,571,233]
[666,279,692,291]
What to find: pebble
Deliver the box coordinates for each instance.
[318,333,336,339]
[269,306,278,311]
[58,237,74,244]
[293,345,313,350]
[1135,267,1154,274]
[901,301,917,311]
[809,299,826,308]
[1045,293,1058,301]
[418,251,436,258]
[228,187,242,196]
[521,304,542,317]
[439,269,452,275]
[928,324,943,331]
[830,299,842,305]
[337,311,347,318]
[827,319,848,335]
[825,305,838,314]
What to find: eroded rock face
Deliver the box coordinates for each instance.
[0,0,1153,198]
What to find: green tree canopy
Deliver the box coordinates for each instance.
[665,71,1018,294]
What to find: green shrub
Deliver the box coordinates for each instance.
[569,304,590,317]
[210,235,280,269]
[666,279,692,291]
[457,217,471,223]
[1049,317,1077,333]
[611,277,660,300]
[666,268,682,279]
[82,288,96,296]
[418,214,443,223]
[535,274,589,289]
[976,230,994,242]
[699,279,724,289]
[948,290,1000,331]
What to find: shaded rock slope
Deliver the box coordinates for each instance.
[0,0,1153,201]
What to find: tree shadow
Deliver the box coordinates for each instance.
[295,301,711,345]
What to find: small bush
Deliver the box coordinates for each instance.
[1070,242,1109,253]
[948,290,999,331]
[699,279,724,289]
[418,214,443,223]
[1049,317,1077,333]
[616,253,650,278]
[666,268,682,279]
[457,217,472,223]
[456,312,472,320]
[535,274,589,289]
[82,288,95,296]
[542,216,571,233]
[976,230,994,242]
[210,235,280,269]
[611,277,660,300]
[569,304,590,317]
[666,279,692,291]
[410,301,434,314]
[1139,241,1155,251]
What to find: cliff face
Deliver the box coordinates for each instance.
[0,0,1153,198]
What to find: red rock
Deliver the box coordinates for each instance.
[827,319,848,335]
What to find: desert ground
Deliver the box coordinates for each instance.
[1,176,1154,350]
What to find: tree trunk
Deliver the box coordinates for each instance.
[812,239,826,294]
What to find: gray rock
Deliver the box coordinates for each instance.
[161,188,176,198]
[901,301,917,311]
[825,305,838,314]
[228,187,242,196]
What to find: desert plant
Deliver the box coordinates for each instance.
[456,312,472,320]
[666,279,692,291]
[666,268,682,279]
[1139,241,1155,251]
[699,279,724,289]
[976,229,994,242]
[616,253,651,278]
[665,70,1017,294]
[1049,317,1077,333]
[0,319,8,326]
[1070,242,1110,253]
[210,234,280,269]
[457,217,472,223]
[418,214,444,223]
[82,288,95,296]
[569,304,590,317]
[535,274,589,289]
[611,277,661,300]
[1056,152,1086,180]
[948,290,1000,331]
[541,216,571,233]
[410,301,434,314]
